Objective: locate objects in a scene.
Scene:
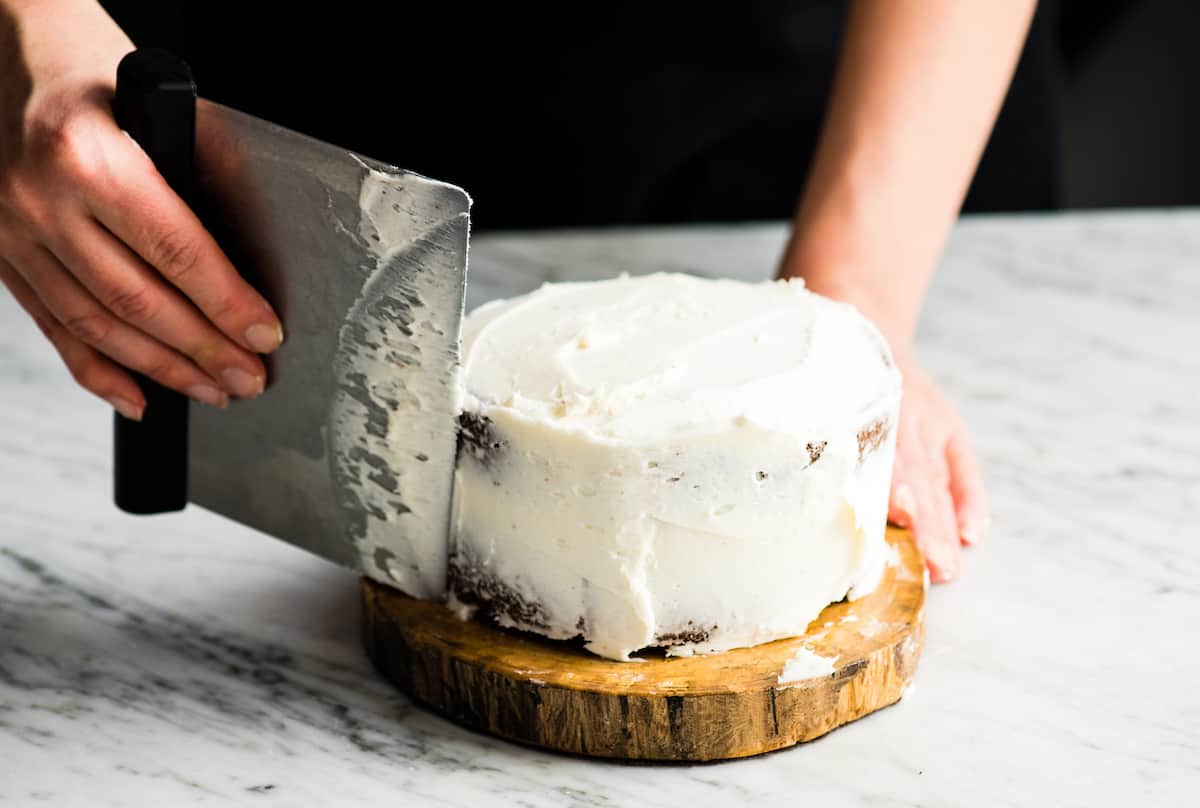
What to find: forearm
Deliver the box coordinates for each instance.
[2,0,130,83]
[782,0,1036,352]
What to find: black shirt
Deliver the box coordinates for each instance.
[102,2,1061,230]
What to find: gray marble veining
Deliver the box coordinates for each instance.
[1,210,1198,806]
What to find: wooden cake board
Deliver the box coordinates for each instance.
[362,527,924,762]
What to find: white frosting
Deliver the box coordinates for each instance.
[450,273,901,660]
[777,647,837,684]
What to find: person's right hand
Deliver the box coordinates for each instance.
[0,1,282,421]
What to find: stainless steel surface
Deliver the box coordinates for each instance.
[186,100,469,586]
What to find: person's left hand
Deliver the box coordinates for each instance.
[887,353,989,581]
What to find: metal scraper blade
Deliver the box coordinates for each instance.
[186,100,469,599]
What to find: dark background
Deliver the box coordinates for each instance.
[1057,0,1199,207]
[105,0,1200,212]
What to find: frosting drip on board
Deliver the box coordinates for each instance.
[449,273,901,660]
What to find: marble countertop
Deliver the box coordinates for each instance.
[2,210,1197,806]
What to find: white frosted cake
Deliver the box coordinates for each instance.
[448,272,901,661]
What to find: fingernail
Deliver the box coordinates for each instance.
[940,550,961,581]
[961,512,991,546]
[921,538,959,582]
[245,322,283,354]
[108,396,143,421]
[187,384,229,409]
[221,367,264,398]
[929,557,958,583]
[893,484,916,526]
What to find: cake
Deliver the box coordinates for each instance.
[447,272,902,661]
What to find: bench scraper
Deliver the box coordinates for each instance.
[111,49,470,599]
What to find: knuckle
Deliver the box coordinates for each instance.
[106,284,158,323]
[36,115,87,157]
[206,291,244,323]
[37,117,102,185]
[66,353,101,390]
[0,175,44,232]
[63,310,114,344]
[149,229,203,281]
[140,355,178,386]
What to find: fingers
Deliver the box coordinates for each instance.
[891,410,962,583]
[1,86,280,413]
[946,430,989,546]
[6,244,229,408]
[899,454,961,583]
[0,257,144,419]
[46,213,267,398]
[85,135,283,355]
[889,479,916,528]
[918,471,962,583]
[884,361,987,582]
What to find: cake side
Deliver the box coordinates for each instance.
[448,273,902,661]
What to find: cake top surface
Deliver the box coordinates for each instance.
[462,272,901,442]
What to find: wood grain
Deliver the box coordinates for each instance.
[362,526,925,761]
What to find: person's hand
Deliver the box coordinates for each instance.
[0,1,282,421]
[886,352,989,581]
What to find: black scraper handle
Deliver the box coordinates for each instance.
[112,49,195,514]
